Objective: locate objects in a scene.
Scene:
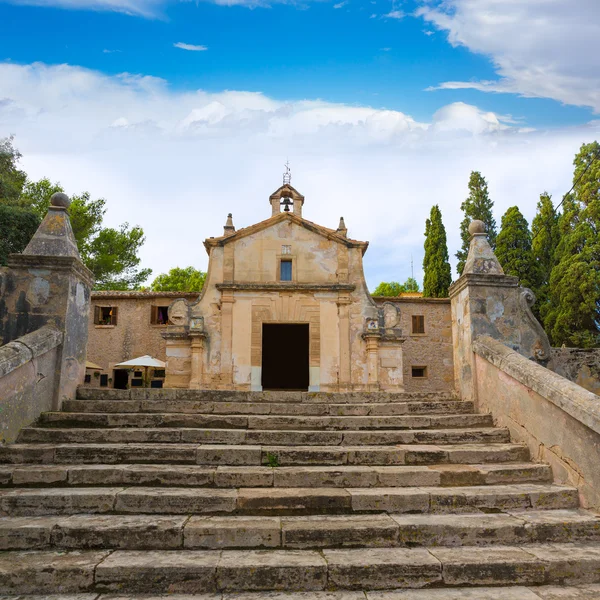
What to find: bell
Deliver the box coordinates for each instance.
[281,196,293,212]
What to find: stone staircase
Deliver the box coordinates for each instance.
[1,388,599,598]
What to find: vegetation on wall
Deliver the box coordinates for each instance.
[0,137,151,290]
[422,205,452,298]
[150,267,207,292]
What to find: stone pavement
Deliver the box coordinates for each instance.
[1,389,599,595]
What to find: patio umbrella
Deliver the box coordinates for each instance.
[113,355,166,387]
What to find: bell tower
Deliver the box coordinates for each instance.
[269,162,305,217]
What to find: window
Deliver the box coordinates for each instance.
[84,374,91,384]
[134,371,143,378]
[94,306,118,326]
[151,305,170,325]
[100,374,109,387]
[280,259,292,281]
[411,366,427,378]
[281,245,292,255]
[131,378,144,387]
[412,315,425,334]
[153,369,166,378]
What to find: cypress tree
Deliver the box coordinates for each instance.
[423,205,452,297]
[495,206,540,291]
[531,192,560,319]
[543,141,600,347]
[456,171,497,276]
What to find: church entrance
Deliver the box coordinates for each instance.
[261,323,309,391]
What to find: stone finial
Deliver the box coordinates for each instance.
[51,192,71,209]
[462,219,504,275]
[223,213,236,237]
[22,192,81,259]
[337,216,348,238]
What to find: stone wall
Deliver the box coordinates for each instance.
[0,326,62,443]
[549,347,600,396]
[86,291,199,375]
[473,335,600,510]
[373,297,454,393]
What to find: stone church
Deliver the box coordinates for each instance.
[162,181,407,391]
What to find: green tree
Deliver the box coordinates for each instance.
[0,136,27,205]
[422,205,452,297]
[495,206,540,291]
[0,204,40,265]
[543,141,600,347]
[151,267,207,292]
[456,171,497,276]
[372,278,420,296]
[531,192,560,317]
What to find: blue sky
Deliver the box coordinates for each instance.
[0,0,599,287]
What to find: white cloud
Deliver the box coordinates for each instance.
[383,9,403,19]
[174,42,208,52]
[333,1,347,8]
[417,0,600,112]
[1,61,597,285]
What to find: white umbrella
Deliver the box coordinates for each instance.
[113,355,166,369]
[113,355,166,388]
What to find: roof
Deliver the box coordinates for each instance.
[91,291,200,299]
[204,212,369,255]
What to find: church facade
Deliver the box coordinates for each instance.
[162,183,428,392]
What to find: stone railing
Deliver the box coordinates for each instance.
[0,326,63,443]
[473,335,600,510]
[549,347,600,396]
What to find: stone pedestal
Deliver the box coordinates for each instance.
[449,220,551,403]
[364,332,381,391]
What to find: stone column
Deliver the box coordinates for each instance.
[364,332,381,391]
[337,297,352,391]
[163,332,192,388]
[449,220,552,403]
[189,332,206,389]
[0,193,94,409]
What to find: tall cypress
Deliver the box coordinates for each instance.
[544,141,600,347]
[423,205,452,297]
[495,206,539,291]
[456,171,497,276]
[531,192,560,319]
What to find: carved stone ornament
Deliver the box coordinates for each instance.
[519,287,552,361]
[168,299,190,327]
[382,302,400,329]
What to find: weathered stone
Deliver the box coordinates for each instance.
[373,466,440,487]
[12,466,68,485]
[429,546,546,585]
[367,587,541,599]
[95,550,220,593]
[185,516,281,549]
[217,549,327,591]
[348,488,429,513]
[50,515,186,549]
[391,513,527,547]
[237,488,351,513]
[215,466,274,487]
[0,550,109,593]
[54,443,198,464]
[265,446,348,466]
[525,543,600,584]
[347,447,407,465]
[508,509,600,543]
[197,445,262,466]
[444,443,529,464]
[0,444,56,464]
[282,514,398,548]
[181,429,246,444]
[532,584,600,599]
[0,516,55,549]
[273,466,378,488]
[0,488,121,516]
[324,547,441,589]
[247,430,343,446]
[115,488,237,514]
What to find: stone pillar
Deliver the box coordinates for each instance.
[337,297,351,391]
[189,333,206,389]
[364,332,381,391]
[220,293,235,389]
[293,197,304,218]
[0,193,94,409]
[449,220,551,403]
[163,332,192,388]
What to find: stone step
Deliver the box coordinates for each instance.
[0,442,530,466]
[1,542,600,593]
[16,426,510,446]
[63,399,474,416]
[0,463,552,488]
[2,509,598,551]
[40,412,492,430]
[0,589,596,600]
[0,484,579,516]
[76,388,458,404]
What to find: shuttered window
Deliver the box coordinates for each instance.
[412,315,425,334]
